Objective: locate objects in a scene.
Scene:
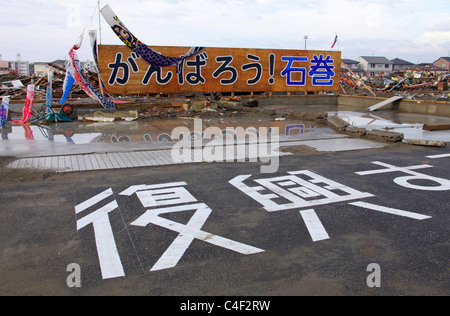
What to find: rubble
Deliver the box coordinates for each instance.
[0,67,91,101]
[405,138,446,147]
[340,66,450,101]
[366,129,404,142]
[327,115,349,132]
[326,114,405,143]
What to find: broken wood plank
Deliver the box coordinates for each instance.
[341,62,376,97]
[423,124,450,131]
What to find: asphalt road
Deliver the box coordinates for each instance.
[0,142,449,297]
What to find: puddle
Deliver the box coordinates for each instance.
[0,116,326,146]
[3,109,448,158]
[330,111,450,143]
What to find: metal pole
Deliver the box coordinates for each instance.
[98,0,102,44]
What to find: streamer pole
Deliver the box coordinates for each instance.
[98,0,102,44]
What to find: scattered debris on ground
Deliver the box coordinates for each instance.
[340,67,450,101]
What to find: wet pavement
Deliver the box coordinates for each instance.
[2,108,450,161]
[0,136,449,296]
[2,107,450,173]
[0,111,391,173]
[0,113,348,153]
[0,105,449,297]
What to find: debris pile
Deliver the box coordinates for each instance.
[0,64,100,101]
[341,68,450,101]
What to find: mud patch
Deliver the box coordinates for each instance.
[0,156,57,184]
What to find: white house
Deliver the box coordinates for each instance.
[342,59,364,75]
[342,59,360,71]
[357,56,393,77]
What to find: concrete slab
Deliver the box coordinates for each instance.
[368,96,403,111]
[329,111,450,144]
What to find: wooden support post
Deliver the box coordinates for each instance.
[98,73,104,95]
[341,62,376,97]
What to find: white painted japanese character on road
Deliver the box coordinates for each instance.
[75,188,125,280]
[121,182,264,272]
[75,183,264,279]
[230,170,431,243]
[356,161,450,191]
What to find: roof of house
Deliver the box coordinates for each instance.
[359,56,393,64]
[434,57,450,63]
[50,59,66,66]
[342,59,359,65]
[391,58,414,65]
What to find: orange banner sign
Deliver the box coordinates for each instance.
[98,45,341,95]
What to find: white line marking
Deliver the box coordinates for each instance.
[350,201,431,220]
[426,154,450,159]
[299,209,330,242]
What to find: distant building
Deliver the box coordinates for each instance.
[9,53,30,76]
[9,60,30,76]
[34,59,66,76]
[342,59,360,71]
[34,62,50,76]
[433,57,450,72]
[357,56,393,77]
[0,61,9,76]
[341,59,364,78]
[391,58,414,71]
[415,63,433,70]
[0,54,30,77]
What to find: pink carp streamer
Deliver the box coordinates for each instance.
[13,85,35,124]
[65,40,116,109]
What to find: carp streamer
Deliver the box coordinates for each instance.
[101,5,205,73]
[13,85,35,124]
[60,36,116,109]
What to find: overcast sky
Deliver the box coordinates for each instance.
[1,0,449,64]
